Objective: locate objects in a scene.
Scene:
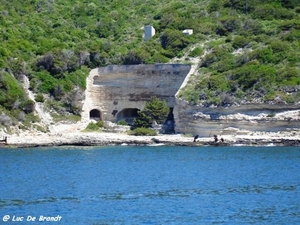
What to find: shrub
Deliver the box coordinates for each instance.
[277,67,300,86]
[85,120,103,131]
[240,19,264,35]
[188,47,203,57]
[160,29,191,57]
[217,16,240,34]
[129,127,157,136]
[86,122,98,131]
[23,100,35,114]
[207,0,222,13]
[144,96,169,124]
[267,112,275,117]
[34,71,57,93]
[208,74,230,92]
[282,94,296,104]
[96,120,104,128]
[232,36,251,49]
[253,5,294,20]
[35,94,45,102]
[23,113,41,126]
[249,48,274,63]
[0,72,26,110]
[133,97,169,128]
[117,120,128,126]
[133,111,153,128]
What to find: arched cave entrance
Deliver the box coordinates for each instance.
[116,108,139,125]
[162,107,175,134]
[89,109,102,121]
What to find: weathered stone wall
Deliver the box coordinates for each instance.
[81,64,191,123]
[81,63,300,134]
[174,99,300,136]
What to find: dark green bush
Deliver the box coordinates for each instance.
[208,74,230,92]
[35,94,45,103]
[85,120,104,131]
[217,16,241,34]
[0,72,26,110]
[201,47,230,67]
[129,127,157,136]
[282,29,300,42]
[34,71,57,93]
[188,47,203,57]
[117,120,128,126]
[232,64,276,91]
[96,120,104,128]
[160,29,191,56]
[279,19,300,31]
[207,0,222,13]
[23,100,35,114]
[232,36,251,49]
[144,96,169,124]
[249,48,274,64]
[133,96,169,128]
[277,67,300,86]
[133,111,153,128]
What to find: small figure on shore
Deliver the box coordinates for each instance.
[193,135,199,142]
[221,137,224,142]
[0,136,7,144]
[151,138,160,144]
[213,135,218,143]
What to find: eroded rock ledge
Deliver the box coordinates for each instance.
[3,129,300,148]
[175,99,300,136]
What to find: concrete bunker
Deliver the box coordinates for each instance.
[89,109,102,121]
[81,64,191,130]
[116,108,139,125]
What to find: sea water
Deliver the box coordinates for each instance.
[0,146,299,225]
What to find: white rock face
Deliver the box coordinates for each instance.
[175,98,300,136]
[81,64,191,124]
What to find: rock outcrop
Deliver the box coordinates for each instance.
[81,64,191,124]
[175,99,300,136]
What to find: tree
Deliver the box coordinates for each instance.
[133,96,169,128]
[144,96,170,124]
[133,110,153,128]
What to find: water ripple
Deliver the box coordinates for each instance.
[92,183,299,201]
[0,196,80,208]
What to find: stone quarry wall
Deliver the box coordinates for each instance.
[81,64,191,124]
[174,100,300,136]
[81,63,300,134]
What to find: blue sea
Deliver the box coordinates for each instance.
[0,146,300,225]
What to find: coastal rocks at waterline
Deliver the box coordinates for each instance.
[175,100,300,137]
[3,128,300,148]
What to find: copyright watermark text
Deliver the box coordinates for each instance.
[2,215,62,222]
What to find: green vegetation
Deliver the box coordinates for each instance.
[133,96,169,128]
[177,0,300,106]
[128,127,157,136]
[117,120,128,126]
[0,0,300,128]
[84,120,104,132]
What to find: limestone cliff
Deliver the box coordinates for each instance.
[81,64,191,124]
[174,99,300,136]
[78,59,300,136]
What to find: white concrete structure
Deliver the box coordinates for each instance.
[182,29,193,35]
[81,64,191,125]
[144,25,155,41]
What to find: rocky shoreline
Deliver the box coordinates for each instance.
[2,130,300,148]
